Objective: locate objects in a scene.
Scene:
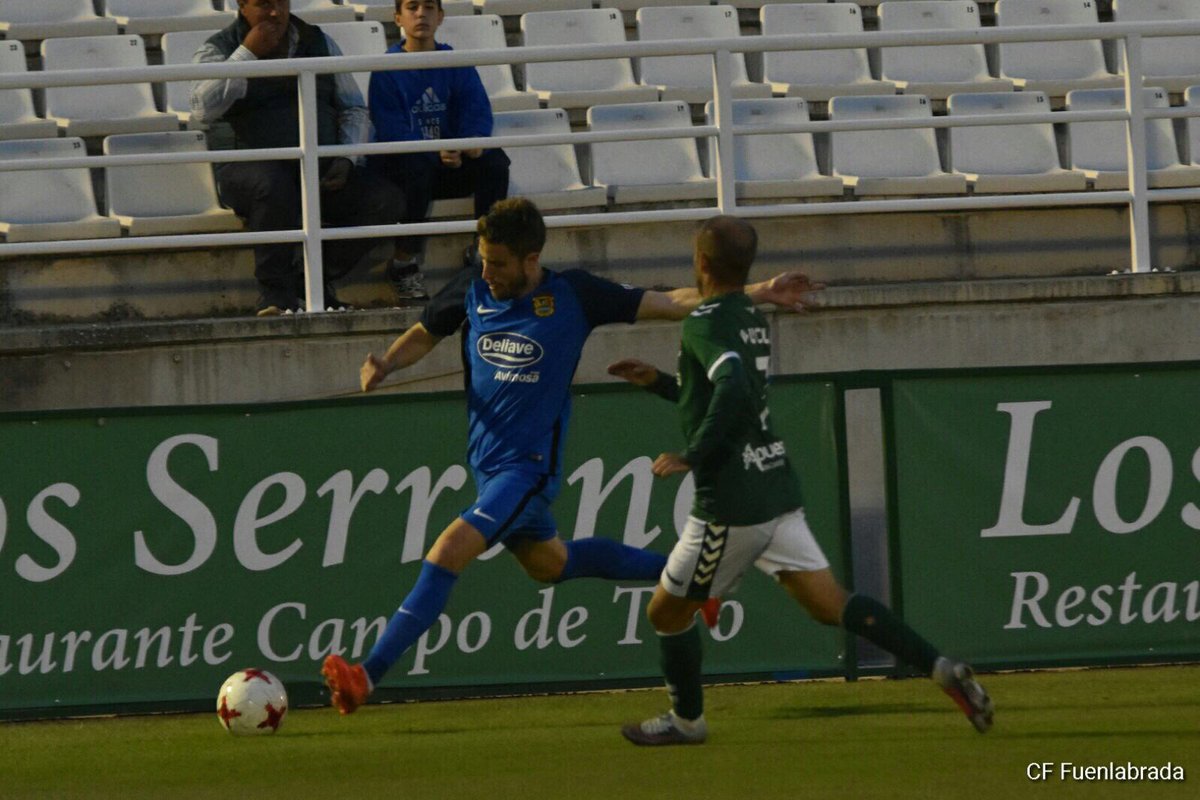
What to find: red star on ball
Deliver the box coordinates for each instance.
[241,669,272,684]
[217,696,242,728]
[257,702,287,732]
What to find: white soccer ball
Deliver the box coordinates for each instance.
[216,669,289,735]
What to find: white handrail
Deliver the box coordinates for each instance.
[3,18,1200,302]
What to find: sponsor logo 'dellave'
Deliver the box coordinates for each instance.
[477,332,545,369]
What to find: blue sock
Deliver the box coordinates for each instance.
[557,538,667,582]
[362,560,458,686]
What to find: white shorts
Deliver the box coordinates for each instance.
[661,507,830,600]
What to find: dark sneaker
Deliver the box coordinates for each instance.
[387,259,428,300]
[621,712,707,746]
[323,282,352,312]
[256,288,302,317]
[463,241,480,270]
[934,658,994,733]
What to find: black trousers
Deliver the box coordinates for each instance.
[373,148,510,253]
[216,160,406,292]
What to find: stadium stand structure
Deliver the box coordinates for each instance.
[1113,0,1200,93]
[438,14,540,112]
[760,3,897,101]
[103,130,243,236]
[635,4,771,103]
[588,100,716,204]
[101,0,235,37]
[705,96,843,200]
[994,0,1123,98]
[42,35,178,137]
[320,20,388,101]
[522,9,659,110]
[220,0,356,24]
[946,91,1088,193]
[0,137,122,243]
[0,41,58,141]
[878,1,1014,99]
[0,0,118,41]
[492,107,607,210]
[830,93,968,195]
[1066,86,1200,188]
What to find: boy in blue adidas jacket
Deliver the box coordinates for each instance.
[369,0,510,297]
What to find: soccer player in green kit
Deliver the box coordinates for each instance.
[608,216,994,745]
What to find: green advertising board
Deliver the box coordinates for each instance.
[891,368,1200,668]
[0,382,845,716]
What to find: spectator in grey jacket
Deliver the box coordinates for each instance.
[191,0,406,315]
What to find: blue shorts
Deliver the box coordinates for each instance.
[460,469,559,547]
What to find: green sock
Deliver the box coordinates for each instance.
[841,594,939,674]
[659,623,704,721]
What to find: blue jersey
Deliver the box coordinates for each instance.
[421,268,645,477]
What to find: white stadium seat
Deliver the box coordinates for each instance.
[1113,0,1200,93]
[522,9,659,109]
[588,101,716,204]
[492,108,607,209]
[1066,87,1200,189]
[878,1,1014,99]
[761,3,897,101]
[348,0,472,21]
[728,0,816,6]
[0,41,58,141]
[43,35,179,137]
[706,97,843,199]
[0,0,118,41]
[476,1,592,15]
[102,0,234,37]
[161,29,222,125]
[995,0,1123,97]
[829,94,968,195]
[345,0,397,22]
[438,15,540,112]
[42,35,179,138]
[104,131,242,236]
[1184,85,1200,165]
[320,21,388,102]
[636,5,771,103]
[600,1,716,9]
[222,0,355,24]
[0,137,121,243]
[947,91,1088,193]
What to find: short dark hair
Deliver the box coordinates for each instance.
[477,198,547,259]
[395,0,442,11]
[696,215,757,287]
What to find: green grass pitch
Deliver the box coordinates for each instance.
[1,665,1197,800]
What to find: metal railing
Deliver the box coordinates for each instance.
[2,19,1200,310]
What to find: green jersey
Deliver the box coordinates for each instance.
[652,292,804,525]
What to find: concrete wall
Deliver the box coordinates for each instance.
[5,272,1200,413]
[4,202,1199,324]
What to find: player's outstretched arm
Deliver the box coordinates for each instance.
[608,358,680,402]
[635,271,823,321]
[746,271,825,312]
[361,322,442,392]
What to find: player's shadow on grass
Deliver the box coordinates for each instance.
[767,703,939,720]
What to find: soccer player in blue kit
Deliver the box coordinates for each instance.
[322,198,819,713]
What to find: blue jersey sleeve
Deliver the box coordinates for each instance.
[420,264,479,337]
[560,269,645,330]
